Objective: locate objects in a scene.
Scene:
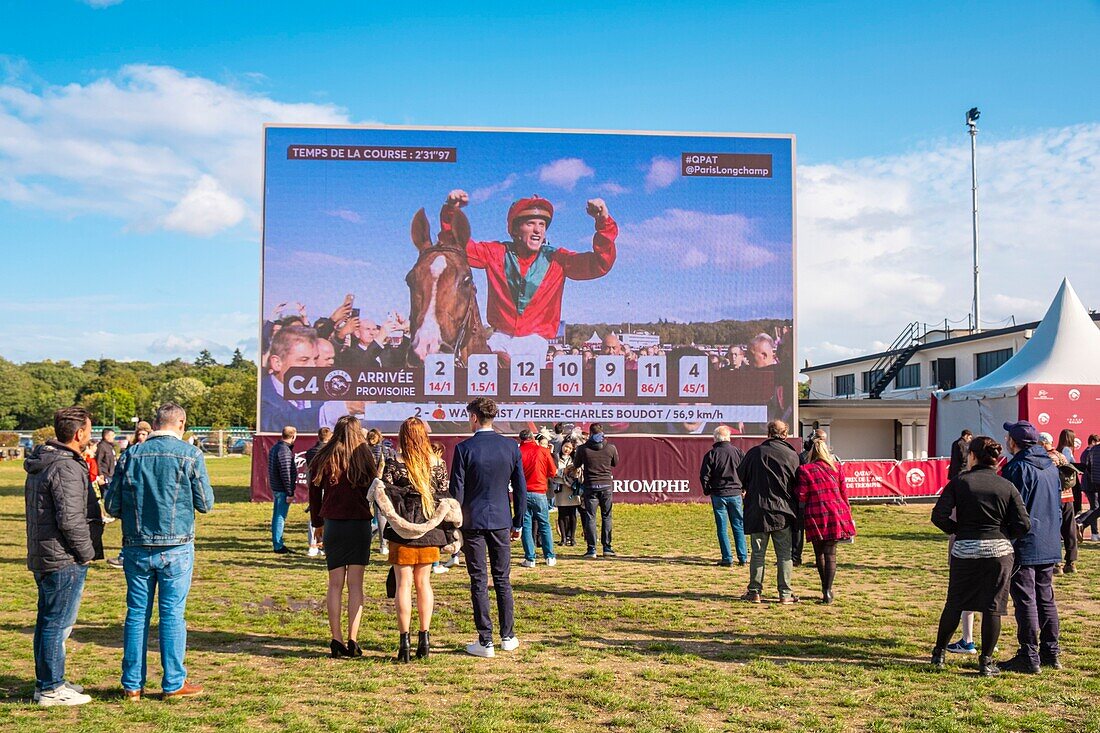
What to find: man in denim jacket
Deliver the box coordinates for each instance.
[104,402,214,700]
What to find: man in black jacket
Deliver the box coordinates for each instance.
[700,425,746,566]
[948,429,973,480]
[24,406,96,706]
[738,420,801,603]
[574,423,619,559]
[267,426,298,554]
[94,428,116,488]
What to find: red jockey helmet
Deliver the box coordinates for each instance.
[507,195,554,234]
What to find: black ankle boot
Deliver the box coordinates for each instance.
[346,639,363,658]
[330,639,349,658]
[397,633,411,663]
[416,630,430,659]
[979,655,1000,677]
[931,647,946,670]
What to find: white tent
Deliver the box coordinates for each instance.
[584,331,602,347]
[933,278,1100,455]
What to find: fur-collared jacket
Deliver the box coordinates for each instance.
[367,478,463,554]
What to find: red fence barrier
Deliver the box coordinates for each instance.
[249,434,949,504]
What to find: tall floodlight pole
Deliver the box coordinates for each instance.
[966,107,981,333]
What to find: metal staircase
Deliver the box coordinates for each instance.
[867,322,922,399]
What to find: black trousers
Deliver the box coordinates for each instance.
[791,518,806,565]
[1061,502,1078,565]
[462,528,515,644]
[1009,563,1060,663]
[581,489,614,553]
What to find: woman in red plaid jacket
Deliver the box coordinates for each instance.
[793,439,856,604]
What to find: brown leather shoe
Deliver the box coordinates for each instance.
[123,688,143,701]
[163,681,203,699]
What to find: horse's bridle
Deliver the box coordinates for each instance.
[408,245,480,367]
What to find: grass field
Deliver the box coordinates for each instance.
[1,458,1098,732]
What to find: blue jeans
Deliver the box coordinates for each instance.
[33,563,88,692]
[521,492,556,562]
[272,492,290,550]
[712,494,747,563]
[121,543,194,693]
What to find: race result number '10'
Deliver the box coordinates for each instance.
[510,357,540,397]
[424,354,455,396]
[467,354,498,396]
[552,355,583,396]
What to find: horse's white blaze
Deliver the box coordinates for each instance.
[413,255,447,360]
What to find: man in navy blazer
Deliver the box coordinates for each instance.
[450,397,527,658]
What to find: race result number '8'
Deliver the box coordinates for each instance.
[510,357,541,397]
[467,354,498,396]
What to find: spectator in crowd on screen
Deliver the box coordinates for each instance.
[519,429,558,568]
[948,429,973,480]
[931,437,1030,676]
[25,407,97,706]
[268,427,298,555]
[261,325,320,433]
[747,334,779,369]
[999,420,1063,674]
[575,423,619,559]
[794,437,856,604]
[738,420,800,604]
[104,402,214,700]
[1040,432,1078,575]
[726,345,748,369]
[304,427,332,558]
[700,426,747,568]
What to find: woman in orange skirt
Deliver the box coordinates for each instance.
[370,418,461,661]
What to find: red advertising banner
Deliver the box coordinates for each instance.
[1022,383,1100,459]
[249,435,948,504]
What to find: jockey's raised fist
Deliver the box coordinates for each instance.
[446,189,469,208]
[586,198,608,220]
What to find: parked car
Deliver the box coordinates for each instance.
[199,436,224,454]
[19,436,34,452]
[229,438,253,455]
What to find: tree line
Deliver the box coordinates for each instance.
[0,349,257,431]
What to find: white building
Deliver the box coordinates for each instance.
[800,312,1100,460]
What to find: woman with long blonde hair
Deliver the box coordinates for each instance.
[307,415,380,657]
[792,436,855,604]
[372,417,459,661]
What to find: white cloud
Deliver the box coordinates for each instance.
[0,63,350,236]
[619,209,779,271]
[82,0,124,7]
[798,123,1100,367]
[538,158,594,191]
[471,173,518,203]
[163,175,246,236]
[596,181,630,195]
[325,209,363,224]
[644,156,678,192]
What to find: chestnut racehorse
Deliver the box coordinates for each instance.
[406,205,491,367]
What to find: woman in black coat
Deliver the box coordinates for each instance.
[930,436,1031,676]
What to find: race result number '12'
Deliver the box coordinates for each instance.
[510,358,540,397]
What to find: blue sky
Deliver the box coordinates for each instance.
[1,1,1097,365]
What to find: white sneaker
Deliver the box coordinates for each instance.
[546,557,558,567]
[307,546,320,558]
[380,543,389,556]
[519,559,536,568]
[443,554,460,568]
[433,564,449,574]
[465,640,495,658]
[500,636,520,652]
[37,685,91,706]
[33,682,84,702]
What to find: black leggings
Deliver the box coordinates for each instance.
[936,607,1001,658]
[811,539,838,596]
[557,506,578,543]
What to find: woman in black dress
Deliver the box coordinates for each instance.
[308,415,380,658]
[931,436,1031,676]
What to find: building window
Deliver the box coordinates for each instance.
[894,363,920,390]
[861,369,885,393]
[835,374,855,396]
[975,348,1013,379]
